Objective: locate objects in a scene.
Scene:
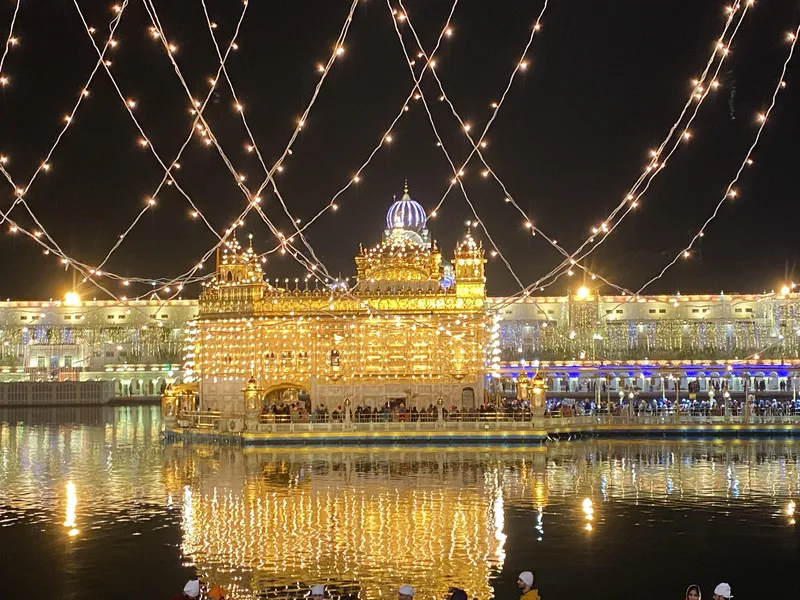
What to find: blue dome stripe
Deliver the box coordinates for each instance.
[386,196,427,232]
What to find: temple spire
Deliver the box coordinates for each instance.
[403,177,408,195]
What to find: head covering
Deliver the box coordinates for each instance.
[208,586,227,600]
[399,584,415,597]
[713,583,733,598]
[685,584,701,599]
[311,584,325,596]
[449,589,468,600]
[518,572,534,588]
[183,579,201,598]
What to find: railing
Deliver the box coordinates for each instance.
[176,410,223,429]
[170,407,800,437]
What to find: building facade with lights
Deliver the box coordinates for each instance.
[0,298,195,395]
[2,222,800,403]
[191,188,490,413]
[489,290,800,397]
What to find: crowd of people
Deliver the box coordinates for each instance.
[544,396,800,418]
[172,573,736,600]
[258,402,539,423]
[256,396,800,425]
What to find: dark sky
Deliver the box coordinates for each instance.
[1,0,800,300]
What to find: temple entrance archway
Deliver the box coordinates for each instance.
[263,382,311,412]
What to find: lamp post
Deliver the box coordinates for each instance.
[708,387,715,419]
[531,371,546,419]
[243,375,263,432]
[743,372,750,424]
[344,397,351,426]
[674,373,681,425]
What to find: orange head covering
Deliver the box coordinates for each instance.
[208,586,227,600]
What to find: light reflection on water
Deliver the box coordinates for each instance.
[0,406,798,599]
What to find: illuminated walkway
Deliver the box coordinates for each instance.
[164,415,800,445]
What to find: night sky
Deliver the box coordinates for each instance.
[1,0,800,300]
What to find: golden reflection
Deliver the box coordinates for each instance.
[164,449,507,600]
[64,481,79,537]
[582,498,594,532]
[788,500,796,526]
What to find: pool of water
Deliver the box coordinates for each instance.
[0,405,797,599]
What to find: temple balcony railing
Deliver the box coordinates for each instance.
[167,406,800,435]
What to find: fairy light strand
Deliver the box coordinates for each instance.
[546,1,753,294]
[522,1,751,298]
[137,0,348,282]
[388,0,528,295]
[198,0,350,276]
[247,0,459,261]
[125,0,361,294]
[605,23,800,319]
[0,2,128,229]
[0,0,21,83]
[395,0,631,296]
[72,0,253,274]
[488,0,752,314]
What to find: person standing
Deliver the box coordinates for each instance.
[310,584,326,600]
[712,583,733,600]
[517,571,541,600]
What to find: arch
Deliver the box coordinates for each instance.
[263,381,310,396]
[226,270,233,282]
[263,382,311,412]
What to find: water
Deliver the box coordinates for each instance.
[0,406,798,599]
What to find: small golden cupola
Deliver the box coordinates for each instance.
[200,234,267,312]
[453,225,486,299]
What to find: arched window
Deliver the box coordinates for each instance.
[330,349,340,367]
[225,270,233,282]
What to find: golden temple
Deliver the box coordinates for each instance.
[192,186,489,413]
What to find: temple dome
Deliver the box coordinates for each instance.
[386,186,427,233]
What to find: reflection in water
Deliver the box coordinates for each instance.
[0,407,799,599]
[64,482,78,537]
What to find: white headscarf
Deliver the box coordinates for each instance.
[183,579,201,598]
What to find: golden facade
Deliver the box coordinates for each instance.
[193,188,489,412]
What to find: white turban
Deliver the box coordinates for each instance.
[311,585,325,596]
[183,579,201,598]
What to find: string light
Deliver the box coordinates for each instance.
[495,0,753,306]
[395,0,624,295]
[81,0,363,300]
[0,1,128,271]
[603,22,800,318]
